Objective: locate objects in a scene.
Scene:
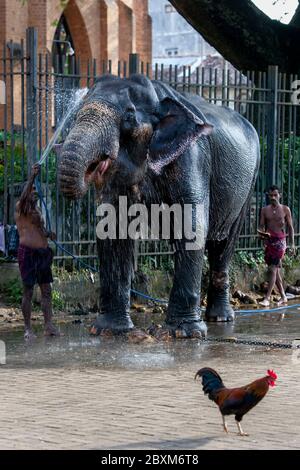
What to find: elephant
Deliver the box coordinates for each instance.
[59,74,260,338]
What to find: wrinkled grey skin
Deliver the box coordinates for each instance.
[59,74,260,337]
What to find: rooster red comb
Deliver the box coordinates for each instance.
[267,369,278,380]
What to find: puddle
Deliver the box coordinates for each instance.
[0,307,299,370]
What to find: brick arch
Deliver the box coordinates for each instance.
[47,0,92,67]
[64,0,92,64]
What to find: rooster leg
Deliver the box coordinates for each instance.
[222,415,228,433]
[236,420,249,436]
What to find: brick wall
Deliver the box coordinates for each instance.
[118,0,133,64]
[28,0,47,52]
[1,0,151,63]
[64,0,92,70]
[133,0,151,65]
[99,0,108,62]
[0,0,152,128]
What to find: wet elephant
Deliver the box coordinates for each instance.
[59,74,260,338]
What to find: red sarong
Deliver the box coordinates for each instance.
[264,230,287,266]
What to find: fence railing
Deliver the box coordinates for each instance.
[1,28,300,270]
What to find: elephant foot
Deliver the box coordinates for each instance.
[205,305,235,322]
[148,319,207,340]
[206,273,234,322]
[90,313,134,335]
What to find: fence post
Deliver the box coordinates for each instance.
[266,65,278,190]
[26,27,38,173]
[129,53,140,75]
[134,240,139,272]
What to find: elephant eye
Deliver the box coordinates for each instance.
[125,106,136,114]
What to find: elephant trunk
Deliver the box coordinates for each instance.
[59,101,121,198]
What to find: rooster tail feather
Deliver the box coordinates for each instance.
[195,367,225,400]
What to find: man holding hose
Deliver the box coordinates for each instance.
[15,164,61,339]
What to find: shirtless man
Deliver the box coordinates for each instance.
[15,164,60,339]
[259,185,295,307]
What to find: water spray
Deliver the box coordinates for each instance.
[38,87,88,165]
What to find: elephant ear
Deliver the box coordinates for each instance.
[148,97,213,175]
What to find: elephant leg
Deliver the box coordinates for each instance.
[166,242,207,338]
[205,240,234,322]
[93,238,135,334]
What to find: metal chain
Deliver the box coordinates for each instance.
[203,337,300,349]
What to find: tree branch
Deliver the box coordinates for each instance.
[290,0,300,27]
[168,0,300,73]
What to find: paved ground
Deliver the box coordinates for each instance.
[0,323,300,450]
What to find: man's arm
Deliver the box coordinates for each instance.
[285,206,295,255]
[258,208,270,238]
[259,207,266,232]
[18,164,40,208]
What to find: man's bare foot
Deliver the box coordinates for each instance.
[44,323,63,336]
[259,299,270,307]
[277,297,288,306]
[24,329,37,341]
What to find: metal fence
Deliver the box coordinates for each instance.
[1,28,300,270]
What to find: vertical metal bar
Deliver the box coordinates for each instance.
[282,74,290,206]
[250,71,255,124]
[174,65,178,91]
[129,53,139,75]
[261,72,267,203]
[288,74,294,218]
[93,58,97,87]
[214,68,217,104]
[26,27,38,171]
[20,39,25,183]
[234,70,238,112]
[87,58,91,89]
[266,65,278,189]
[221,68,225,106]
[183,65,186,93]
[38,54,42,163]
[54,54,59,261]
[245,71,250,121]
[3,41,8,225]
[9,40,15,223]
[45,53,49,213]
[226,68,230,108]
[188,65,191,93]
[255,71,262,243]
[196,66,200,96]
[276,72,282,188]
[201,67,205,98]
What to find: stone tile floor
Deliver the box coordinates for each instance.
[0,310,300,450]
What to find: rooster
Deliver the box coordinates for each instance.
[195,367,277,436]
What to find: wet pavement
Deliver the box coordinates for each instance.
[1,307,300,369]
[0,306,300,449]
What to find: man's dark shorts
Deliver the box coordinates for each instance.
[17,244,53,287]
